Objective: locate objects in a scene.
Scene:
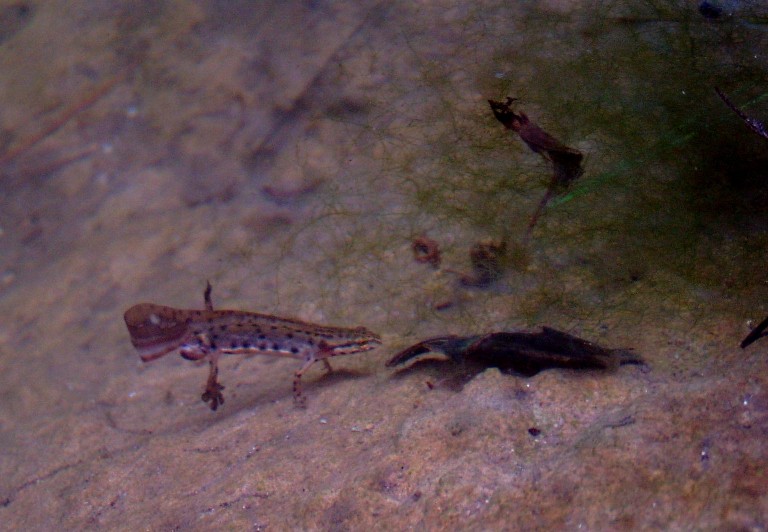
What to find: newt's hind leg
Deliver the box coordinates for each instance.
[293,357,320,409]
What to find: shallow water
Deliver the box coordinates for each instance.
[1,1,767,528]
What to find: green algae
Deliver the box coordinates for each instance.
[284,1,768,329]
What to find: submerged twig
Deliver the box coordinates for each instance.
[741,314,768,348]
[717,88,768,349]
[715,87,768,142]
[0,66,131,169]
[489,97,584,239]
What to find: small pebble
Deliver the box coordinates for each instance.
[1,270,15,287]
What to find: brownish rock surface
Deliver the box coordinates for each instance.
[1,1,767,530]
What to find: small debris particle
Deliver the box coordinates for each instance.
[1,270,15,287]
[604,415,635,429]
[412,236,441,268]
[460,239,507,288]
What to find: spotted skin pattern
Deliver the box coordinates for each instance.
[124,284,381,410]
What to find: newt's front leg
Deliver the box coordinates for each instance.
[201,357,225,411]
[200,282,224,409]
[180,327,225,410]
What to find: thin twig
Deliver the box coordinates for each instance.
[0,67,131,168]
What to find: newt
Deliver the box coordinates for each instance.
[124,283,381,410]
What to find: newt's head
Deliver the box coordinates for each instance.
[318,326,382,357]
[124,303,190,361]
